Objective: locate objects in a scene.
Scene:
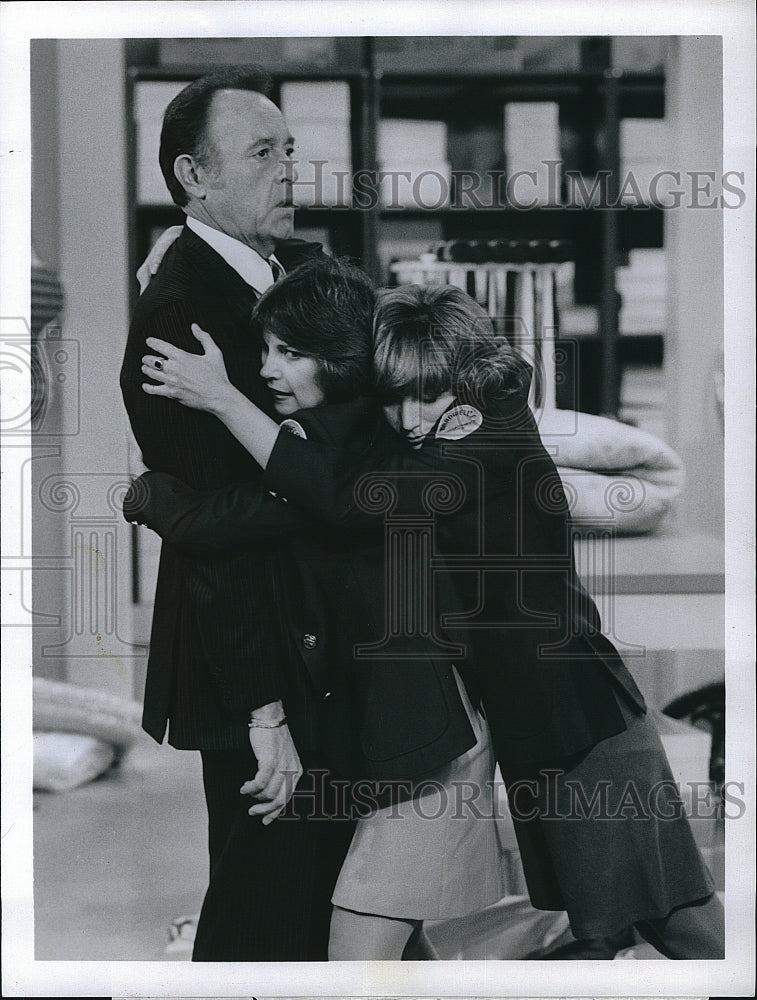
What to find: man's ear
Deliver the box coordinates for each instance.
[174,154,208,201]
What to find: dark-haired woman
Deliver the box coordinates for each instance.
[128,256,510,960]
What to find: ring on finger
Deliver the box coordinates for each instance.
[154,358,164,371]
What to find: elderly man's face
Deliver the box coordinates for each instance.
[200,89,296,256]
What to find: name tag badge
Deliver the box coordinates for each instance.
[280,419,307,439]
[435,404,483,441]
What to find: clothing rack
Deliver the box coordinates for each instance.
[390,240,570,411]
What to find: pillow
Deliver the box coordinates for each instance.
[33,731,117,792]
[535,408,686,534]
[33,677,143,752]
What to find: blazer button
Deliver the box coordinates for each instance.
[302,633,317,650]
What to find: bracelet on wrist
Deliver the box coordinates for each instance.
[248,714,288,729]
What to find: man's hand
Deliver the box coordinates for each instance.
[241,702,303,825]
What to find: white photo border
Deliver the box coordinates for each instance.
[2,1,754,996]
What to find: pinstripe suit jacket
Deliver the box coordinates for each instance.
[123,400,481,782]
[120,225,322,750]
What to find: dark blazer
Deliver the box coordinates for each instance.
[125,399,479,782]
[119,225,322,750]
[260,389,648,772]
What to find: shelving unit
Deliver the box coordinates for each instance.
[125,36,666,417]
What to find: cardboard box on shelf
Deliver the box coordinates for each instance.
[279,82,353,206]
[503,102,561,206]
[617,248,667,333]
[378,119,448,164]
[287,119,352,165]
[279,80,351,122]
[378,162,452,209]
[620,119,673,205]
[613,36,669,73]
[134,80,190,205]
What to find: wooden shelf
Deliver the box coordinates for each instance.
[379,72,664,118]
[127,37,667,417]
[127,64,369,82]
[376,69,664,86]
[574,533,724,653]
[577,533,724,596]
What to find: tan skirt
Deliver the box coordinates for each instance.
[331,671,509,920]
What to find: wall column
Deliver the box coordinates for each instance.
[664,36,724,536]
[32,39,144,699]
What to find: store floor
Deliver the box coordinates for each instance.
[33,734,207,961]
[32,736,568,962]
[33,725,721,963]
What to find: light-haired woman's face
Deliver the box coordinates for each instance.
[382,392,456,449]
[260,330,325,415]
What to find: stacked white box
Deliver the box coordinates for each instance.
[280,81,352,207]
[503,102,561,206]
[379,119,447,162]
[378,119,450,208]
[617,248,667,334]
[280,80,351,121]
[620,118,673,205]
[134,81,190,204]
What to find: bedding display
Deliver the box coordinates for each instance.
[33,731,117,793]
[536,406,685,534]
[33,677,143,792]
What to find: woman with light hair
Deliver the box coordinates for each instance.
[130,267,723,962]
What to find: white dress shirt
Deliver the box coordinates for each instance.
[186,217,284,293]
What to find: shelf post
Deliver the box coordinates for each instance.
[599,68,621,417]
[355,38,381,284]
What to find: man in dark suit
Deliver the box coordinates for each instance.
[120,67,354,961]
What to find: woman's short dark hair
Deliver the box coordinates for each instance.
[252,256,376,403]
[159,66,273,207]
[373,284,532,409]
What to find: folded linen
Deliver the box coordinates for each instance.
[33,731,117,793]
[33,676,143,752]
[535,407,685,534]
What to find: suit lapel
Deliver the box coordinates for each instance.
[172,227,322,414]
[179,227,323,293]
[178,227,261,306]
[274,238,324,273]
